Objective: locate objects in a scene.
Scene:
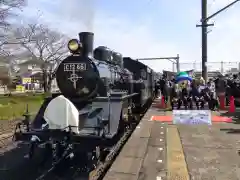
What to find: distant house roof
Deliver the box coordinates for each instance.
[19,72,32,77]
[18,59,51,66]
[0,66,17,77]
[0,61,8,66]
[17,71,42,77]
[0,58,9,66]
[0,66,9,76]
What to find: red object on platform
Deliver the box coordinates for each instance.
[219,95,225,110]
[160,96,165,108]
[212,116,232,123]
[229,96,235,113]
[151,115,172,122]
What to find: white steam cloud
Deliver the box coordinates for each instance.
[61,0,96,32]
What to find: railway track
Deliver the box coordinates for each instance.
[0,132,14,148]
[89,129,132,180]
[0,114,36,149]
[0,120,21,149]
[0,120,20,131]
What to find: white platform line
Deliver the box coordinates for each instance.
[151,116,154,121]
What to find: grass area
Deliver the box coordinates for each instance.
[0,93,49,120]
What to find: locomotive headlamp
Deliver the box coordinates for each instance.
[68,39,80,52]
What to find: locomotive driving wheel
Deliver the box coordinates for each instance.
[92,146,106,166]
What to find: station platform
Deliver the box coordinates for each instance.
[104,100,240,180]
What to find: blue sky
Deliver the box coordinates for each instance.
[18,0,240,72]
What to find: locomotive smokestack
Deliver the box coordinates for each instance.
[79,32,94,57]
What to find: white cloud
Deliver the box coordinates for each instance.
[18,0,240,73]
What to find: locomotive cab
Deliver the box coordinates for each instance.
[112,51,123,67]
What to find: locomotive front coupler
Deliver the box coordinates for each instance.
[13,108,31,137]
[22,103,31,131]
[14,129,113,150]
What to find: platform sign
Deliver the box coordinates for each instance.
[22,77,31,84]
[173,110,212,125]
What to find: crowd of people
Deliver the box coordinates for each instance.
[154,72,240,110]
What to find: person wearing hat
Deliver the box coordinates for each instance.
[190,78,202,109]
[197,77,207,109]
[206,81,218,110]
[170,80,177,109]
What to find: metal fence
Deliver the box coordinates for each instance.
[180,61,240,74]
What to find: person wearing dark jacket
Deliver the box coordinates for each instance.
[159,76,168,103]
[190,82,203,109]
[154,80,160,98]
[170,80,181,110]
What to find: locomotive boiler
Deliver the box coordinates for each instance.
[13,32,141,167]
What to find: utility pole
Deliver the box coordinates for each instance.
[220,61,224,74]
[137,54,180,73]
[172,63,175,72]
[201,0,208,81]
[197,0,240,81]
[176,54,180,72]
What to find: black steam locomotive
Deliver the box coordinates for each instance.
[14,32,156,170]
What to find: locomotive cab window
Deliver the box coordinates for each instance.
[140,69,147,80]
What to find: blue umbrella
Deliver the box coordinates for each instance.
[176,71,188,77]
[176,76,192,83]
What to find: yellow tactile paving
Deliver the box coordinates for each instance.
[167,126,190,180]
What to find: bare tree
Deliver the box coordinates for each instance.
[12,23,68,92]
[0,0,25,28]
[0,0,26,60]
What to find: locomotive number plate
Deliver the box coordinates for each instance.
[64,63,86,71]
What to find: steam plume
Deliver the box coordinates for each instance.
[61,0,95,32]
